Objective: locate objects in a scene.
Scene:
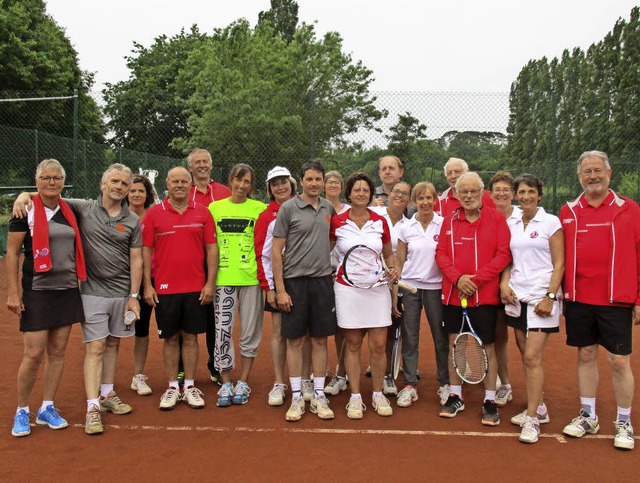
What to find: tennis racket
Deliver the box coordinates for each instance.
[390,293,403,379]
[452,298,488,384]
[342,244,417,294]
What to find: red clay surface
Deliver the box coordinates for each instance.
[0,259,638,481]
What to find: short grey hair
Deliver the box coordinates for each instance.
[36,159,66,180]
[101,163,133,184]
[444,157,469,175]
[187,148,212,166]
[576,150,611,174]
[455,172,484,192]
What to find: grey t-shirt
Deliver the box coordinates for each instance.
[66,196,141,297]
[272,194,334,278]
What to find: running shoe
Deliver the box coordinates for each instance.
[563,409,600,438]
[439,394,465,418]
[131,374,152,396]
[36,405,68,430]
[232,382,251,405]
[100,391,132,415]
[614,420,635,450]
[397,385,419,408]
[437,384,451,406]
[383,374,398,396]
[85,405,103,435]
[159,387,181,410]
[12,409,32,437]
[346,396,366,419]
[372,393,393,416]
[268,384,287,406]
[207,359,222,386]
[324,374,347,396]
[301,380,314,402]
[285,395,305,422]
[495,385,513,407]
[216,382,234,408]
[519,415,540,444]
[482,400,500,426]
[511,408,550,426]
[183,386,205,409]
[310,395,334,419]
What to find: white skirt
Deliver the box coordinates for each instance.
[334,282,392,329]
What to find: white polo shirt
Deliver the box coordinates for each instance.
[370,206,408,254]
[507,207,562,299]
[396,213,444,290]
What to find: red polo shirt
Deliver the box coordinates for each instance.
[189,181,230,207]
[142,198,217,294]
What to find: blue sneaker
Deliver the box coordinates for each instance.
[216,382,234,407]
[232,382,251,405]
[36,405,68,430]
[12,409,32,437]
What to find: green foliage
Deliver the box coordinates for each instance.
[0,0,103,141]
[258,0,299,43]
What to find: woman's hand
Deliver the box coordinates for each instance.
[534,296,554,318]
[500,285,517,305]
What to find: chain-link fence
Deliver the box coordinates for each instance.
[1,90,639,257]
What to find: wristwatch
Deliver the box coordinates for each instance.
[545,292,557,300]
[130,293,140,299]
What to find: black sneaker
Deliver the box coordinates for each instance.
[482,400,500,426]
[439,394,465,418]
[207,359,222,386]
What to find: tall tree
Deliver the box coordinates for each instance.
[257,0,299,43]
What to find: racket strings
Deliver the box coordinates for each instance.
[454,334,487,383]
[344,248,383,288]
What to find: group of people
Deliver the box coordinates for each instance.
[7,150,638,452]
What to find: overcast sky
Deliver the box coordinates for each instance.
[44,0,640,94]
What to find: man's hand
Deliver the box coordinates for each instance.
[13,193,33,219]
[372,196,385,207]
[199,282,215,305]
[456,274,478,298]
[633,305,640,325]
[144,284,159,307]
[125,297,140,320]
[276,290,293,313]
[266,289,277,308]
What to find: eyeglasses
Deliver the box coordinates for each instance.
[325,180,341,186]
[458,189,481,196]
[492,188,512,194]
[39,176,64,183]
[391,188,410,197]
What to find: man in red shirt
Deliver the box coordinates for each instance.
[186,148,230,384]
[435,158,495,216]
[142,167,218,411]
[560,150,640,451]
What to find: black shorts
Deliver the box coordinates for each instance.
[134,297,154,338]
[565,301,633,355]
[155,292,208,339]
[281,276,337,339]
[443,304,499,345]
[506,303,560,334]
[21,288,84,332]
[264,295,280,313]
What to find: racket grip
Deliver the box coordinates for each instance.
[397,281,417,294]
[461,297,468,308]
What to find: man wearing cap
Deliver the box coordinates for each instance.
[186,148,230,385]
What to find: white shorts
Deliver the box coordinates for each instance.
[334,282,392,329]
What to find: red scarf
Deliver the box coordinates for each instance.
[32,195,87,281]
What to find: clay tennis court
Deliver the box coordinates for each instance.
[0,258,638,481]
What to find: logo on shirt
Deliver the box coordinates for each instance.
[33,248,49,259]
[562,219,574,224]
[115,223,126,233]
[433,234,439,242]
[160,283,169,290]
[529,231,539,239]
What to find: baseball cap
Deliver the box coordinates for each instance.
[266,166,291,182]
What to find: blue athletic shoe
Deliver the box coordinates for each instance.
[216,383,234,407]
[232,381,251,405]
[12,409,32,437]
[36,405,68,430]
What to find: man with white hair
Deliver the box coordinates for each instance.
[435,158,495,216]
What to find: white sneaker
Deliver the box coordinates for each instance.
[183,386,205,409]
[495,385,513,407]
[511,408,550,426]
[519,415,540,444]
[436,384,451,406]
[159,387,181,410]
[131,374,152,396]
[310,395,334,419]
[383,375,398,396]
[372,393,393,417]
[563,409,600,438]
[268,384,287,406]
[614,420,635,450]
[346,396,366,419]
[324,374,347,396]
[397,385,418,408]
[301,380,314,402]
[285,396,305,422]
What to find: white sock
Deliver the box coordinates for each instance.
[87,399,100,412]
[41,400,54,412]
[617,406,631,422]
[350,393,362,399]
[450,385,463,398]
[184,379,194,389]
[290,377,302,395]
[580,397,596,418]
[537,403,547,415]
[169,380,179,390]
[100,384,113,398]
[372,391,383,399]
[485,390,496,402]
[313,376,325,397]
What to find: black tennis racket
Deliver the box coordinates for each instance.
[390,293,403,379]
[342,244,417,294]
[452,298,488,384]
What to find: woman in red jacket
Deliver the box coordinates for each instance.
[435,172,511,427]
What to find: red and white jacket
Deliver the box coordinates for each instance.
[254,200,281,291]
[560,190,640,306]
[435,206,511,307]
[435,187,496,217]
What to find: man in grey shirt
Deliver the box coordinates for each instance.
[272,160,337,422]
